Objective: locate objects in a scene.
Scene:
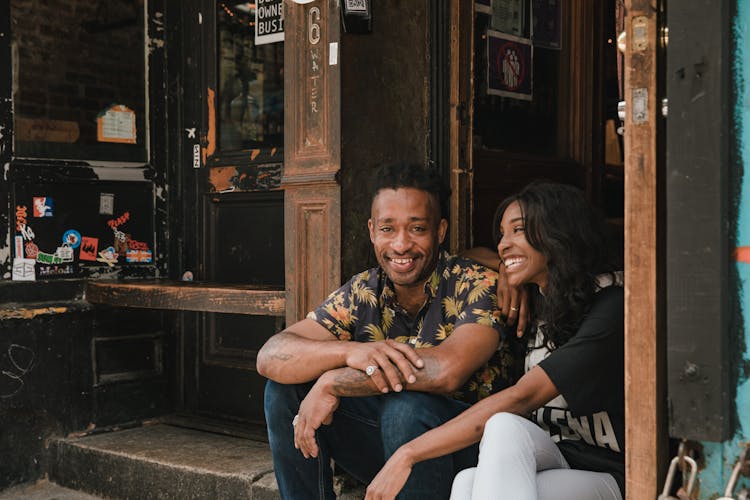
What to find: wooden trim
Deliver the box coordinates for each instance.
[285,183,341,324]
[85,281,285,315]
[623,1,662,497]
[282,0,341,324]
[665,0,733,442]
[448,0,473,252]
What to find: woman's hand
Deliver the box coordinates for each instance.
[497,262,529,337]
[365,448,415,500]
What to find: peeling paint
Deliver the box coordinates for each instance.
[90,167,148,181]
[734,246,750,262]
[0,306,69,320]
[209,166,238,192]
[698,4,750,496]
[155,186,165,201]
[203,88,217,164]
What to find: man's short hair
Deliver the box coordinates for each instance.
[370,163,450,219]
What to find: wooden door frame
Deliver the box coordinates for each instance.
[282,0,341,324]
[623,1,665,497]
[448,1,667,496]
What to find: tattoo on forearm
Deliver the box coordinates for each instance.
[417,358,441,382]
[331,369,379,397]
[263,335,293,361]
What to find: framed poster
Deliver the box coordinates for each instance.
[487,30,533,100]
[532,0,562,49]
[491,0,524,36]
[476,0,492,15]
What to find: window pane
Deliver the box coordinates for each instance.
[217,2,284,153]
[473,11,560,157]
[11,0,147,162]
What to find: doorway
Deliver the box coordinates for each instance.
[175,0,286,427]
[455,0,624,250]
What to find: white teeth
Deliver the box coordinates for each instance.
[392,258,413,264]
[504,257,524,269]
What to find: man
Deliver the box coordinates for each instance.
[257,163,517,499]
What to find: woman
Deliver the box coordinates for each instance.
[365,182,624,500]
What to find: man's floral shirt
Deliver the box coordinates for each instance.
[307,250,518,403]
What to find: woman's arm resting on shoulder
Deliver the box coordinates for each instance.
[461,246,501,270]
[461,247,530,334]
[365,366,559,500]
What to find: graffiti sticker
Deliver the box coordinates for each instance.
[32,197,54,217]
[12,258,36,281]
[62,230,82,249]
[79,237,99,262]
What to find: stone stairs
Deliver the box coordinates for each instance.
[8,422,368,500]
[46,424,279,499]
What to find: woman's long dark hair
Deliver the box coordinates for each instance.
[493,182,617,348]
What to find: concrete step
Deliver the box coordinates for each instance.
[46,423,367,500]
[47,423,279,499]
[0,479,103,500]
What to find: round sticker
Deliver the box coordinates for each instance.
[63,229,82,249]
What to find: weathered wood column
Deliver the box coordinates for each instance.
[283,0,341,325]
[623,1,663,497]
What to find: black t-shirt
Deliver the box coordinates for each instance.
[528,285,625,495]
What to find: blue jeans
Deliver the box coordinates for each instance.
[264,380,478,500]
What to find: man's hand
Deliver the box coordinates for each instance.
[497,262,529,337]
[345,340,424,393]
[293,378,340,459]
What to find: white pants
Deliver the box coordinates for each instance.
[449,413,623,500]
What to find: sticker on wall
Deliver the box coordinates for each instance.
[62,229,82,249]
[36,246,74,265]
[24,242,39,259]
[96,246,118,267]
[79,237,99,262]
[15,205,28,231]
[14,236,24,258]
[38,264,75,278]
[12,258,36,281]
[99,193,115,215]
[32,197,54,217]
[19,224,35,241]
[126,249,153,263]
[97,104,136,144]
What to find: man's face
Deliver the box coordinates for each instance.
[368,187,447,290]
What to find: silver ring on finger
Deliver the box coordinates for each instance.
[365,365,377,377]
[292,414,299,426]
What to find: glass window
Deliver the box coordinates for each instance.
[217,2,284,154]
[472,0,562,157]
[11,0,147,162]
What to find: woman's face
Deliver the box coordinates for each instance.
[497,201,549,290]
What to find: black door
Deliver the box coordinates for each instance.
[174,0,286,425]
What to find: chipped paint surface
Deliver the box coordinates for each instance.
[698,5,750,496]
[0,306,69,320]
[203,88,217,164]
[208,166,238,192]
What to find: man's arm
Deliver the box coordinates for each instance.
[256,318,424,388]
[293,323,499,457]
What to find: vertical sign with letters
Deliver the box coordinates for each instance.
[305,6,324,149]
